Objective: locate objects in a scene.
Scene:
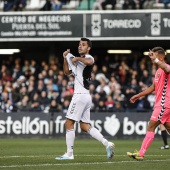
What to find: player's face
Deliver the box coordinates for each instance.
[78,40,90,55]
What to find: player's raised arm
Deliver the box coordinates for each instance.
[63,49,72,75]
[149,48,170,74]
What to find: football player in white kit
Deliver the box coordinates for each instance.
[55,38,114,160]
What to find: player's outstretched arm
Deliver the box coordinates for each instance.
[130,83,155,103]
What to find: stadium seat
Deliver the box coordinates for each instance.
[40,0,46,9]
[105,0,124,10]
[0,1,4,11]
[77,0,95,10]
[153,0,170,8]
[153,3,170,8]
[62,0,80,10]
[116,0,124,9]
[25,0,42,10]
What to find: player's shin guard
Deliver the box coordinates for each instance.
[139,131,154,157]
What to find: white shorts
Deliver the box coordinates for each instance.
[66,93,91,123]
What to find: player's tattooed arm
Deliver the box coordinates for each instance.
[156,62,170,74]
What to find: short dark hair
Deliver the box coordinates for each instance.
[81,37,92,48]
[152,47,165,55]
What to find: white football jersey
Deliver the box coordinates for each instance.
[66,53,94,93]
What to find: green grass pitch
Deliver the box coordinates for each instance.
[0,138,169,170]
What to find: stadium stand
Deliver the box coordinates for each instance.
[0,50,157,113]
[0,0,79,11]
[0,0,169,11]
[25,0,79,11]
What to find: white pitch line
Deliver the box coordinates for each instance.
[0,154,170,159]
[0,159,170,168]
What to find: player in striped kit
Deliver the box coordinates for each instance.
[127,47,170,161]
[55,38,114,160]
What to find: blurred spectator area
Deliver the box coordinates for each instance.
[78,0,124,10]
[153,0,170,9]
[26,0,45,10]
[0,0,170,11]
[26,0,79,11]
[0,0,80,11]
